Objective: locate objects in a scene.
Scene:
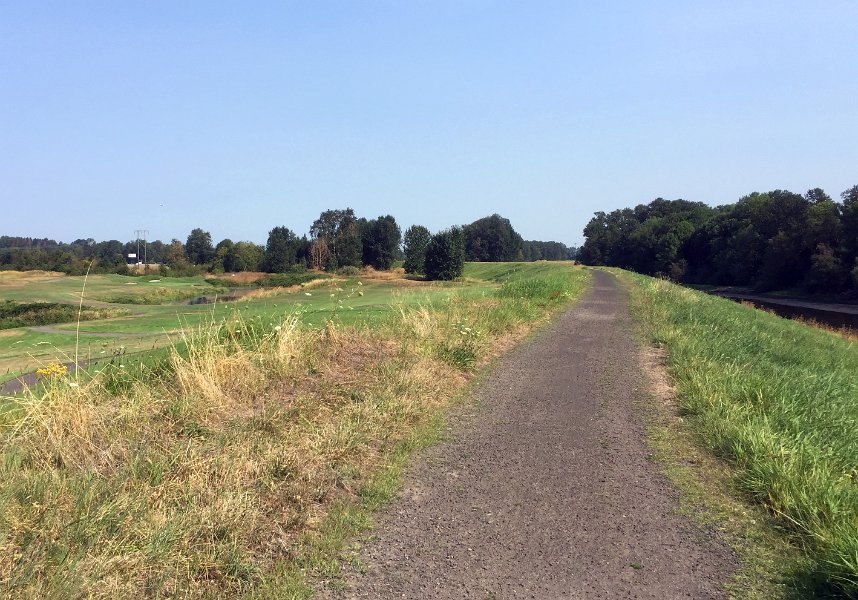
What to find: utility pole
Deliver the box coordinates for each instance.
[134,229,149,266]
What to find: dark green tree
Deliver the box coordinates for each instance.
[212,239,234,273]
[94,240,127,271]
[403,225,431,274]
[424,228,465,281]
[185,228,214,265]
[263,226,303,273]
[361,215,401,270]
[463,214,523,262]
[841,185,858,268]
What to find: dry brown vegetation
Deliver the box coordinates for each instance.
[206,271,268,285]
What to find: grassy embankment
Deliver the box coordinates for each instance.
[0,270,471,382]
[0,301,127,331]
[618,271,857,598]
[0,262,587,598]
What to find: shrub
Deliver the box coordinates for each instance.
[335,265,361,277]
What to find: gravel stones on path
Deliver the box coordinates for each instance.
[332,270,736,599]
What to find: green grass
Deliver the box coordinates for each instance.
[0,273,218,305]
[0,264,582,384]
[0,263,590,598]
[618,270,858,597]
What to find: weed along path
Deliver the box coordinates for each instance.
[332,270,736,599]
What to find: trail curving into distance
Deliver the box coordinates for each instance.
[331,270,736,599]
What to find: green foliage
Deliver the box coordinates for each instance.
[163,239,191,272]
[211,238,234,273]
[424,228,465,281]
[403,225,431,275]
[263,227,306,273]
[224,241,264,272]
[310,208,362,271]
[582,186,858,295]
[463,214,523,262]
[360,215,401,270]
[623,271,858,596]
[520,240,574,261]
[185,228,215,265]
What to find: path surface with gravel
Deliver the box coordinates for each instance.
[331,270,736,599]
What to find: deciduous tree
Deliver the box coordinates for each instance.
[185,228,215,265]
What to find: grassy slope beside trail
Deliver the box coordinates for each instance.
[618,270,858,597]
[0,263,588,599]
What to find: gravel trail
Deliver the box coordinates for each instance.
[332,270,736,599]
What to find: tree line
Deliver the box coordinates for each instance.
[580,185,858,294]
[1,211,575,281]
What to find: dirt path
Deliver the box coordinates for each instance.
[331,270,736,599]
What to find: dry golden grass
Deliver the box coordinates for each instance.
[0,271,66,280]
[0,310,467,598]
[206,271,268,285]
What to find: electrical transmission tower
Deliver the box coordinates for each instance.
[134,229,149,265]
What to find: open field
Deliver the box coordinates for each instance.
[617,270,858,597]
[0,264,578,385]
[0,262,587,598]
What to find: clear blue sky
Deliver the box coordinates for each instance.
[2,1,857,247]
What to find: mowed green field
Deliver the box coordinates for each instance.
[0,263,577,384]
